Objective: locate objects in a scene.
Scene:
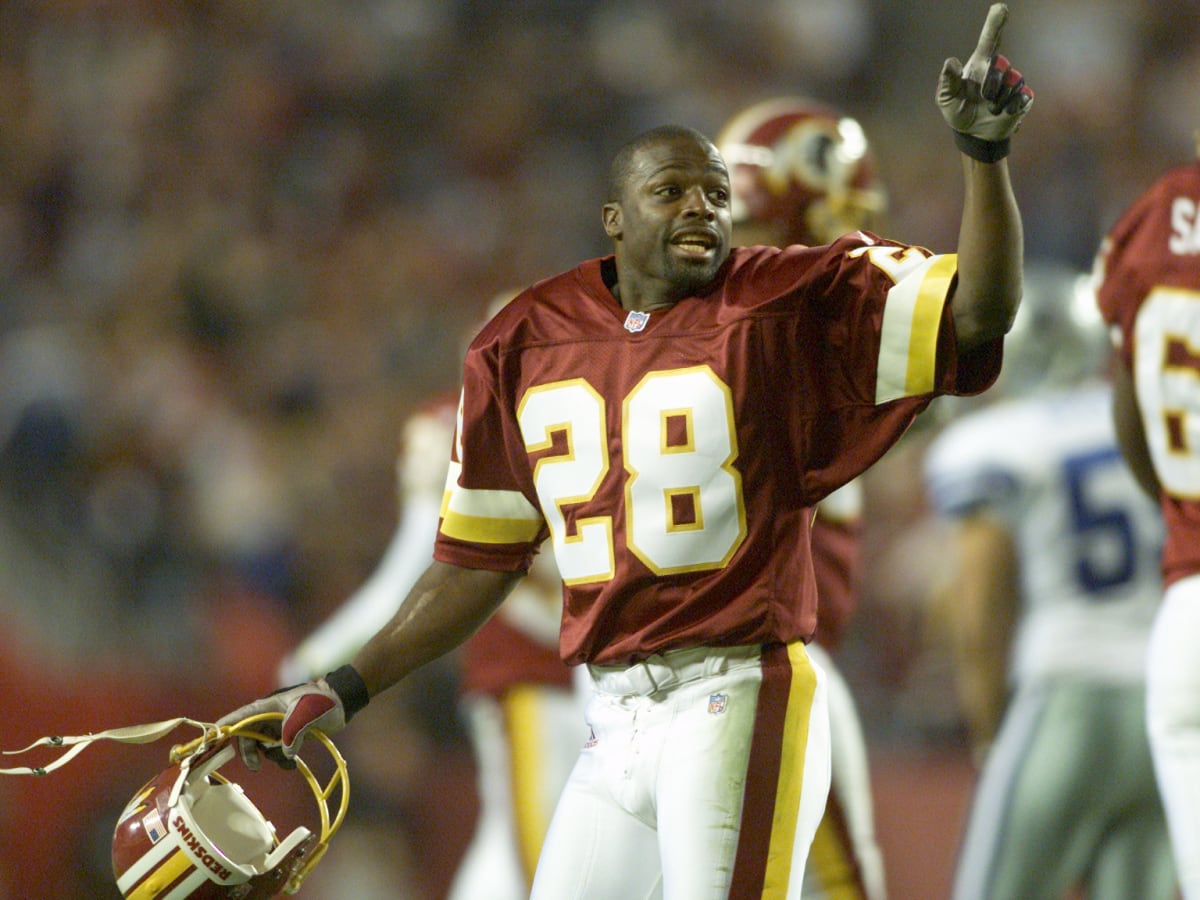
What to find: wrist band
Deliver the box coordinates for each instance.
[325,664,371,720]
[954,131,1010,163]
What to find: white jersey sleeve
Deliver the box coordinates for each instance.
[278,494,443,684]
[278,406,456,684]
[923,381,1165,685]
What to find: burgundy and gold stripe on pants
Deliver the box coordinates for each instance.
[730,641,821,899]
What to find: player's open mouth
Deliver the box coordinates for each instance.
[670,229,720,259]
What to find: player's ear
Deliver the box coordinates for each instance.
[602,202,622,239]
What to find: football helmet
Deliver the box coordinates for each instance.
[716,97,887,247]
[111,714,348,899]
[993,260,1109,399]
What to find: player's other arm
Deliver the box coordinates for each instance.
[945,513,1018,759]
[937,4,1033,354]
[217,559,521,766]
[352,559,521,696]
[1111,354,1162,499]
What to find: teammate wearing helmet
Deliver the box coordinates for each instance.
[924,264,1176,899]
[1096,145,1200,899]
[716,96,888,900]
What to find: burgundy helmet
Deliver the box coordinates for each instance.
[716,97,887,247]
[112,716,347,899]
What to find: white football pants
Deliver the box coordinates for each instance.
[530,642,831,900]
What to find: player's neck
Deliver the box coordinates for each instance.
[610,279,682,313]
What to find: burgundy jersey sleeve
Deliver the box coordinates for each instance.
[1095,161,1200,585]
[436,236,999,665]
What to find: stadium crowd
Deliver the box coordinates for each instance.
[2,1,1200,897]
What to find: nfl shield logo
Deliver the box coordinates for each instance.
[623,310,650,333]
[708,693,728,715]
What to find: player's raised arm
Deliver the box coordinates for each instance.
[937,3,1034,354]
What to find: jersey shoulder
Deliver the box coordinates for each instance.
[468,258,617,353]
[1096,162,1200,336]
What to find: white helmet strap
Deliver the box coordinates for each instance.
[0,717,216,777]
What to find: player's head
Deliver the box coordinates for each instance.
[716,98,887,248]
[603,125,732,302]
[994,260,1110,398]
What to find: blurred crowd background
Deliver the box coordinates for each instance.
[2,1,1200,897]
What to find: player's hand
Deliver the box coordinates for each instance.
[937,3,1033,143]
[217,677,349,771]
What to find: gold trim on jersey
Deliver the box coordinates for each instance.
[875,252,957,403]
[440,480,543,545]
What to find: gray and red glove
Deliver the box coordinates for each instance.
[216,664,370,769]
[936,3,1034,162]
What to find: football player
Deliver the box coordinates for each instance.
[218,7,1031,895]
[716,96,888,900]
[925,264,1176,899]
[1095,141,1200,900]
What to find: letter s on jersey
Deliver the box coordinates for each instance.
[1169,196,1200,255]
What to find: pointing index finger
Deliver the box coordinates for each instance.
[970,3,1009,64]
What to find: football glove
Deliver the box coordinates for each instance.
[216,664,369,770]
[937,4,1033,159]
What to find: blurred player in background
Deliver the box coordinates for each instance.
[924,264,1175,900]
[280,293,580,900]
[1095,145,1200,899]
[717,96,888,900]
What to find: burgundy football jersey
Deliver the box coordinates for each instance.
[435,237,1000,665]
[1096,161,1200,587]
[810,513,863,652]
[460,615,573,697]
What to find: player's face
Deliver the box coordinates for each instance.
[606,134,732,305]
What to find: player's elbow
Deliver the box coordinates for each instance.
[952,287,1020,354]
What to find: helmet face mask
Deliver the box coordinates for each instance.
[111,718,347,899]
[717,97,888,247]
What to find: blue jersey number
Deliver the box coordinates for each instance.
[1064,447,1136,595]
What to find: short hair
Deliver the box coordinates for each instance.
[605,125,716,203]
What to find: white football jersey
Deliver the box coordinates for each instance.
[923,380,1164,686]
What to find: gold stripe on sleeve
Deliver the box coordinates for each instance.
[440,484,543,545]
[904,253,957,395]
[875,252,957,403]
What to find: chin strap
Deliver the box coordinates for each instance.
[0,717,216,776]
